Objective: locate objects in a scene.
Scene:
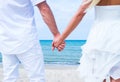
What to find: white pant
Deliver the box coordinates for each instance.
[2,44,45,82]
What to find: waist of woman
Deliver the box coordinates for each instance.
[95,5,120,21]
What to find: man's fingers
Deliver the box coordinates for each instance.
[52,46,55,51]
[52,42,55,51]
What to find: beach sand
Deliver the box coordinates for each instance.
[0,65,84,82]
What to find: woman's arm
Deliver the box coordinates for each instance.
[54,0,92,47]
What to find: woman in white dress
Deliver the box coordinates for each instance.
[52,0,120,82]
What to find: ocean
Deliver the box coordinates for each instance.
[0,40,86,65]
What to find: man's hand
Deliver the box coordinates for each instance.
[52,33,65,52]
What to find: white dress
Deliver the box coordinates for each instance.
[78,5,120,82]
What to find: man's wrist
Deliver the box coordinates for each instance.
[53,32,60,37]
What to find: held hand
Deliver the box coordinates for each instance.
[53,41,65,52]
[52,34,65,51]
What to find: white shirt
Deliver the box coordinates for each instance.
[0,0,45,54]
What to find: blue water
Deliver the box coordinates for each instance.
[0,40,86,65]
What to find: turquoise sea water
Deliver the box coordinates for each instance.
[0,40,86,65]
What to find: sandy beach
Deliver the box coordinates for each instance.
[0,64,84,82]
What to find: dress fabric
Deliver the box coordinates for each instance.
[77,5,120,82]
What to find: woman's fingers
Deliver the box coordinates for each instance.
[57,42,66,51]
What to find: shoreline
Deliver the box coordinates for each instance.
[0,64,84,82]
[45,64,79,69]
[0,63,79,68]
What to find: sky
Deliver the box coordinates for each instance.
[34,0,95,40]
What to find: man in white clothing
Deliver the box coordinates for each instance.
[0,0,65,82]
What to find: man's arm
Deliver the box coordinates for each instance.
[37,1,60,37]
[37,1,65,51]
